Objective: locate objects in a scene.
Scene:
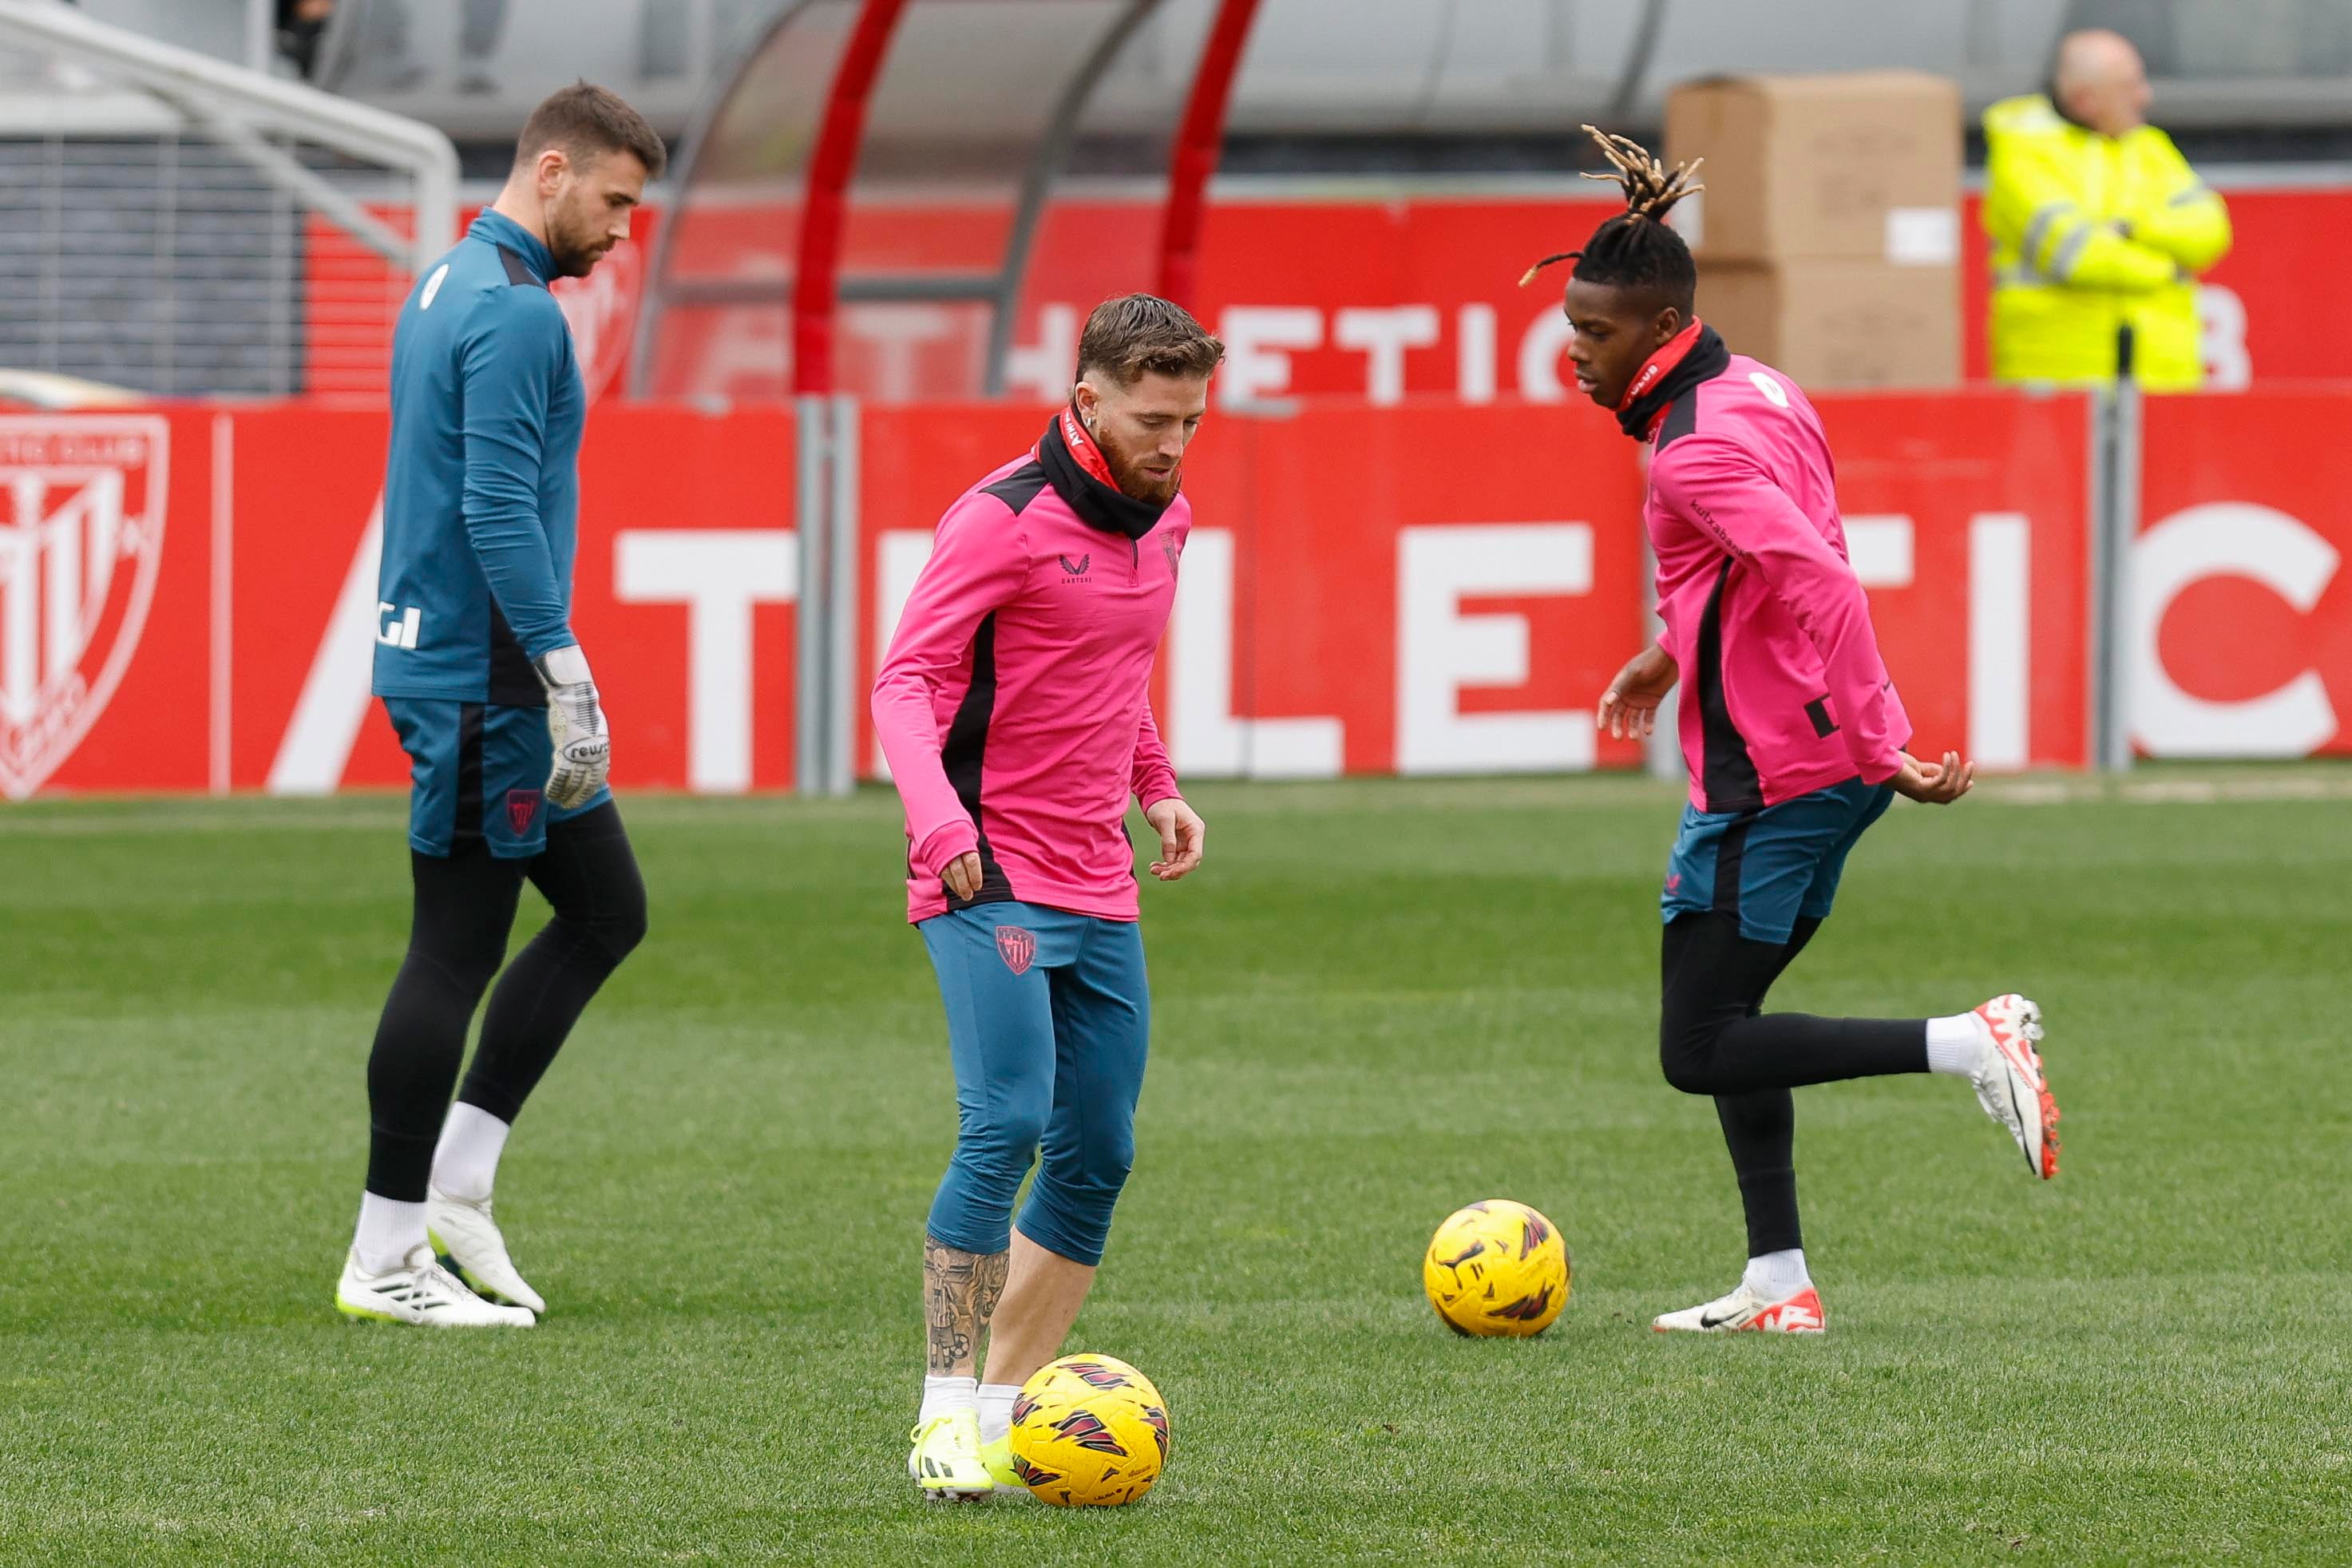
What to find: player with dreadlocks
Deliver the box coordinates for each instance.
[1535,128,2061,1335]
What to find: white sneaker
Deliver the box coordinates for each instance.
[335,1242,537,1327]
[426,1186,547,1314]
[1651,1281,1826,1334]
[1966,994,2060,1179]
[907,1411,992,1503]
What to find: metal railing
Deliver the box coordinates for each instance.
[0,0,456,398]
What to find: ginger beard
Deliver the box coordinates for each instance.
[1093,419,1184,505]
[1075,370,1208,505]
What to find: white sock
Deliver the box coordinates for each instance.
[353,1193,428,1275]
[1925,1012,1985,1076]
[1744,1248,1812,1298]
[977,1382,1020,1444]
[431,1103,512,1201]
[920,1374,977,1426]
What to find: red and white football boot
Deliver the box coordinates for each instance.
[1651,1281,1827,1335]
[1968,993,2060,1179]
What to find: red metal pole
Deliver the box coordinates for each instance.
[791,0,910,396]
[1155,0,1260,310]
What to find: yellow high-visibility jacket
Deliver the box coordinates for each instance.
[1982,94,2231,390]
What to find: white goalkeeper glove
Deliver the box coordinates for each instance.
[534,644,610,810]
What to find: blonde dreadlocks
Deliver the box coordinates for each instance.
[1519,125,1705,303]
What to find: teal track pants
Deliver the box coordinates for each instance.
[919,901,1149,1266]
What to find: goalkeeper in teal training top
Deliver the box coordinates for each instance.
[333,84,666,1328]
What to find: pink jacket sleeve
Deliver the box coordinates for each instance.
[1131,702,1181,810]
[1651,436,1905,783]
[871,492,1029,876]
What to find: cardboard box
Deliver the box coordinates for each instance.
[1665,71,1962,264]
[1697,259,1960,390]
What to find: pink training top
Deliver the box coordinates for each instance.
[873,410,1186,925]
[1645,351,1911,813]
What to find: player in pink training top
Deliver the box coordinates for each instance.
[874,295,1216,1499]
[1534,129,2060,1337]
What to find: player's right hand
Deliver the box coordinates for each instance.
[534,644,611,810]
[1891,749,1974,805]
[943,851,984,901]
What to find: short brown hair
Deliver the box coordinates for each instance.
[1076,294,1224,386]
[516,81,667,180]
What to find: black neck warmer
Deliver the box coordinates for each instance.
[1618,323,1732,441]
[1038,406,1170,540]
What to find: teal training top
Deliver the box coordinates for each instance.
[372,209,584,707]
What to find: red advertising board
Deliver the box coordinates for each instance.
[855,398,1652,783]
[856,391,2093,784]
[319,183,2352,408]
[1,406,797,802]
[589,184,2352,407]
[2135,390,2352,758]
[14,384,2351,802]
[1204,400,1651,778]
[1812,389,2093,770]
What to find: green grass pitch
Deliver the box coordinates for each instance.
[2,772,2346,1564]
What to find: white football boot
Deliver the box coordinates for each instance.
[335,1242,537,1327]
[908,1411,993,1503]
[1651,1281,1827,1335]
[426,1186,547,1314]
[1965,994,2060,1179]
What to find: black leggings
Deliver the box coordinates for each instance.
[364,802,647,1200]
[1659,912,1926,1257]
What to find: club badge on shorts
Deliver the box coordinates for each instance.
[507,789,543,834]
[996,925,1036,976]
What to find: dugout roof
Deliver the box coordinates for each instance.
[632,0,1259,404]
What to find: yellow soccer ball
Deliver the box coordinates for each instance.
[1007,1353,1171,1506]
[1422,1199,1570,1337]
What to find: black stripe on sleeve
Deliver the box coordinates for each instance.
[1804,697,1839,739]
[938,613,1013,909]
[1695,558,1764,813]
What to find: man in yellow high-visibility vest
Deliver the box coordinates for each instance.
[1983,29,2231,390]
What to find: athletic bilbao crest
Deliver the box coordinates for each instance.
[996,925,1035,976]
[506,789,542,834]
[0,417,169,801]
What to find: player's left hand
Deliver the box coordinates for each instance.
[535,645,611,810]
[1145,797,1205,881]
[1891,749,1974,805]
